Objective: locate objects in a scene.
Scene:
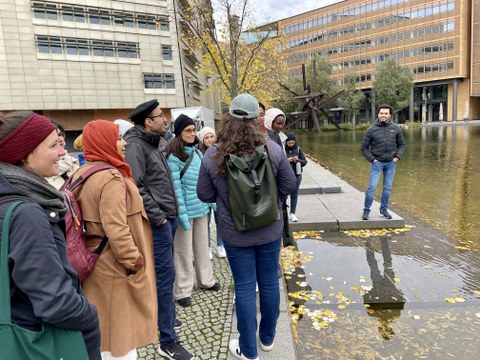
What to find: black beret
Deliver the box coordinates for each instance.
[174,114,196,137]
[128,99,159,126]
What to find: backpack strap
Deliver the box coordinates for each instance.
[180,153,195,180]
[62,165,116,191]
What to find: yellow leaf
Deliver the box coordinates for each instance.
[394,277,401,282]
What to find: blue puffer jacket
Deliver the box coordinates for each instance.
[168,146,210,231]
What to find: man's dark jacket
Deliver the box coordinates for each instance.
[360,120,405,163]
[124,125,178,227]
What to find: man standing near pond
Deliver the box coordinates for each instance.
[360,104,405,220]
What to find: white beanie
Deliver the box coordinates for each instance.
[264,108,286,130]
[113,119,134,136]
[198,126,216,144]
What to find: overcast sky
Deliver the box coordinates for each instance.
[258,0,342,23]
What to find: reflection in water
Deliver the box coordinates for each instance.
[363,238,405,340]
[297,126,480,248]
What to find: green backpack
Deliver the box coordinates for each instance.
[224,145,280,231]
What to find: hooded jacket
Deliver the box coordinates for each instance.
[360,120,405,163]
[124,125,178,227]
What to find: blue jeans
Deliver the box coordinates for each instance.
[224,238,282,359]
[289,174,302,214]
[364,161,396,212]
[207,209,224,248]
[151,218,178,346]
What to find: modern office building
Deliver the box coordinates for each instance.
[278,0,479,122]
[0,0,220,130]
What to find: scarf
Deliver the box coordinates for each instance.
[0,163,67,216]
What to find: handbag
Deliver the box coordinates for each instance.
[0,200,89,360]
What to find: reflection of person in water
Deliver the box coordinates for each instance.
[363,237,405,340]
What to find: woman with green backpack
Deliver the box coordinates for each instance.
[197,94,296,360]
[0,111,100,359]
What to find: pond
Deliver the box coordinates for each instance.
[296,125,480,249]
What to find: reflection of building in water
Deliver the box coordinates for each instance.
[363,237,405,340]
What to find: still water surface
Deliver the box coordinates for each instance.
[296,125,480,247]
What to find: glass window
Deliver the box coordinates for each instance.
[164,74,175,89]
[162,45,172,60]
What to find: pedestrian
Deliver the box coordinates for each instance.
[167,115,220,308]
[256,102,267,136]
[70,120,158,359]
[360,104,405,220]
[124,100,192,360]
[0,111,101,360]
[264,108,287,148]
[198,126,226,259]
[197,93,296,360]
[47,121,79,189]
[284,132,308,222]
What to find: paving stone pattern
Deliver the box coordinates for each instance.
[137,222,234,359]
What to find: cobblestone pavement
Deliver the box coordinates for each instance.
[137,225,234,360]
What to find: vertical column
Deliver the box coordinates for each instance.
[452,79,458,121]
[409,86,414,122]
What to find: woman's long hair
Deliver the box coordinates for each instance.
[214,114,266,176]
[165,135,200,162]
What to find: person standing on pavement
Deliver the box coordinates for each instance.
[124,100,193,360]
[197,93,296,360]
[284,132,308,222]
[198,126,226,259]
[167,116,220,308]
[360,104,405,220]
[256,102,267,137]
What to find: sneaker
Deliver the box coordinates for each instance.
[229,339,259,360]
[209,248,213,260]
[260,339,275,352]
[380,209,392,219]
[217,245,226,258]
[362,210,369,220]
[206,282,221,291]
[158,340,193,360]
[289,213,298,222]
[177,297,191,307]
[174,319,183,330]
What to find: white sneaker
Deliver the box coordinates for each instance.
[260,340,275,352]
[290,213,298,222]
[217,245,226,258]
[209,248,213,260]
[229,339,259,360]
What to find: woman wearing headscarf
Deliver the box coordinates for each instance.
[197,94,296,360]
[0,111,101,359]
[166,115,220,308]
[70,120,158,359]
[264,108,287,149]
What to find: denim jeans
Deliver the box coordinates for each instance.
[207,208,224,248]
[364,160,396,212]
[289,174,302,214]
[224,238,282,359]
[151,218,178,346]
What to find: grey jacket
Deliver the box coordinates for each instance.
[124,125,178,227]
[197,140,296,247]
[361,120,405,163]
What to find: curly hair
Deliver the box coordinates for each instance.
[165,134,200,162]
[214,114,266,176]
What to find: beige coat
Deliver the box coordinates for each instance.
[72,162,158,357]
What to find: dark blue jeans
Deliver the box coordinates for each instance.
[289,174,302,214]
[151,218,178,346]
[364,160,396,212]
[224,238,282,359]
[207,208,224,248]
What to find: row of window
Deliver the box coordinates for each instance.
[283,0,455,34]
[36,35,140,58]
[32,1,170,31]
[288,60,454,79]
[144,73,175,89]
[287,18,454,50]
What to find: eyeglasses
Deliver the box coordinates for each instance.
[149,113,164,120]
[182,129,196,134]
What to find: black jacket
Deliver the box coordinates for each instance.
[0,173,101,360]
[360,120,405,163]
[285,144,308,174]
[124,125,178,227]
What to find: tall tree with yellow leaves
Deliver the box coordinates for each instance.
[176,0,287,104]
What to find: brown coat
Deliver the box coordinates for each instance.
[72,162,158,357]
